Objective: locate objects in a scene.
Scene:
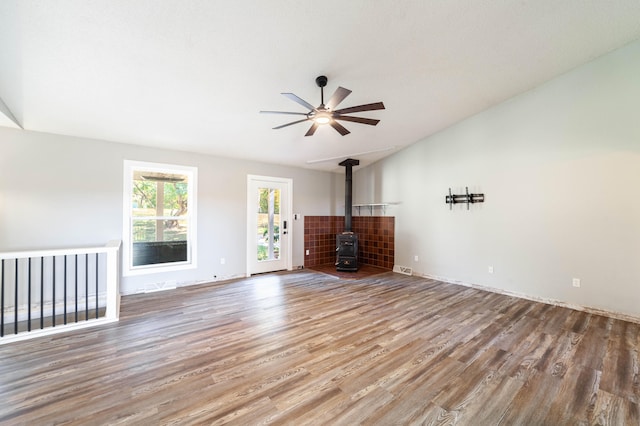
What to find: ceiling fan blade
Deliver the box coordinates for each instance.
[333,115,380,126]
[334,102,385,115]
[281,93,316,111]
[305,123,319,136]
[273,118,310,129]
[260,110,309,116]
[325,87,352,110]
[330,120,351,136]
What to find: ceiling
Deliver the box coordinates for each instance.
[1,1,640,172]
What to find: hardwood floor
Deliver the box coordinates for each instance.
[306,263,390,280]
[1,270,639,425]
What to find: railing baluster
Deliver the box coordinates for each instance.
[64,255,67,325]
[40,257,44,330]
[28,258,32,332]
[95,253,99,319]
[14,259,18,335]
[52,256,56,327]
[1,259,4,337]
[75,254,78,323]
[85,253,89,321]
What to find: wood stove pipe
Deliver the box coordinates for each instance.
[339,158,360,232]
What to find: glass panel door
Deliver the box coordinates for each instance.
[247,176,292,275]
[257,187,281,262]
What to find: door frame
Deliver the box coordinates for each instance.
[246,175,293,276]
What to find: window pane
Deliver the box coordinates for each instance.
[163,181,188,216]
[133,219,157,242]
[132,240,188,266]
[163,219,187,241]
[133,219,188,242]
[132,181,157,216]
[132,172,188,218]
[256,187,280,261]
[132,218,189,267]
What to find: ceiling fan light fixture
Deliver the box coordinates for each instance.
[314,114,331,125]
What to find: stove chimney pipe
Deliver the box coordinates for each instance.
[339,158,359,232]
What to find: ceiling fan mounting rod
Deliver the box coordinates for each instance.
[316,75,328,107]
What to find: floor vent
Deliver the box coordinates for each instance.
[393,265,413,276]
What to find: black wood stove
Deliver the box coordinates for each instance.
[336,158,359,272]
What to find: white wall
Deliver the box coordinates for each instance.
[354,39,640,318]
[0,128,336,294]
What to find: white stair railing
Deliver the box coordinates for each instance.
[0,240,121,344]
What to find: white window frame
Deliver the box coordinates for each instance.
[122,160,198,276]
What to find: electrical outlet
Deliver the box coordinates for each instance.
[414,255,419,262]
[488,266,494,274]
[220,258,226,265]
[306,249,310,255]
[572,278,581,288]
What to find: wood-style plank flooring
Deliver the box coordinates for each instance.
[1,271,639,425]
[307,263,390,280]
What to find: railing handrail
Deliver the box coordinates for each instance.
[0,240,120,260]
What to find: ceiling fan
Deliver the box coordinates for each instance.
[260,75,385,136]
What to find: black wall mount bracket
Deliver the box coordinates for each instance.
[445,187,485,210]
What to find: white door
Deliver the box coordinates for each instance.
[247,175,292,275]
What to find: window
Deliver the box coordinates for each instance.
[123,161,197,275]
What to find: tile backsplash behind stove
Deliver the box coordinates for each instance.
[304,216,394,270]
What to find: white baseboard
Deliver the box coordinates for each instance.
[418,272,640,325]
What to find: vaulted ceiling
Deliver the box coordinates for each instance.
[1,1,640,172]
